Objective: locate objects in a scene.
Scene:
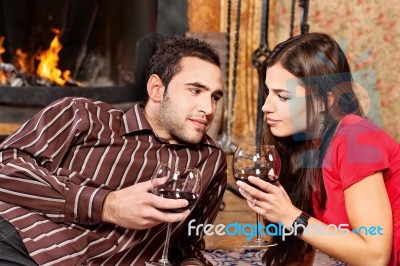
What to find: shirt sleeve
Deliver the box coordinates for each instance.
[324,117,390,190]
[170,150,227,265]
[0,97,111,225]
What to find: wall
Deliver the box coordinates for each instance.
[273,0,400,140]
[187,0,400,144]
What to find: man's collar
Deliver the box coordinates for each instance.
[120,103,152,135]
[120,103,220,148]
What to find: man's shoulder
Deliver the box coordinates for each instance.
[57,97,125,114]
[201,135,227,161]
[202,134,222,149]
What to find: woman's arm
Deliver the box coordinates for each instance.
[237,171,392,266]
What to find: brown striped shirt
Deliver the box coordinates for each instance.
[0,97,227,265]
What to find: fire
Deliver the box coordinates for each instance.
[0,36,7,84]
[15,49,29,73]
[36,29,71,85]
[0,28,75,86]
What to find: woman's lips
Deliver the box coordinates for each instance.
[266,117,280,126]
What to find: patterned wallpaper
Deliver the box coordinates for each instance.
[273,0,400,141]
[187,0,400,142]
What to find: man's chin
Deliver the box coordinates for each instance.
[183,133,205,145]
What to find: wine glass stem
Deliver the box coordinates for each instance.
[255,213,263,241]
[160,223,172,263]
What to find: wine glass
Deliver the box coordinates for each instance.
[145,163,202,266]
[233,145,281,249]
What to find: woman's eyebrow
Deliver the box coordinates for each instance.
[268,88,293,94]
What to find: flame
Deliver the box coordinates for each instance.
[15,49,29,72]
[36,29,71,85]
[0,36,6,84]
[0,29,75,86]
[0,36,5,55]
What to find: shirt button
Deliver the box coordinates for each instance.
[114,240,119,246]
[74,215,80,223]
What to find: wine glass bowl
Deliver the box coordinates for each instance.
[146,163,201,266]
[152,165,201,213]
[233,145,281,249]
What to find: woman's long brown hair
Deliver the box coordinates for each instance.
[261,33,363,265]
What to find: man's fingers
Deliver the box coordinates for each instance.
[150,207,191,223]
[151,176,169,188]
[136,177,168,192]
[150,193,189,210]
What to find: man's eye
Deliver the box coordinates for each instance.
[212,95,221,102]
[190,89,201,94]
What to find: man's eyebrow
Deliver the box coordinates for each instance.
[185,82,209,90]
[185,82,224,96]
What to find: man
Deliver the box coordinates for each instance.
[0,35,227,265]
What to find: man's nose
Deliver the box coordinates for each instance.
[199,97,213,116]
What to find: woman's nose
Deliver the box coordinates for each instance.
[262,95,273,113]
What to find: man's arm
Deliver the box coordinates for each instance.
[0,97,196,229]
[101,179,191,230]
[0,97,109,224]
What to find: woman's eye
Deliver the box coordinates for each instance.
[277,94,289,101]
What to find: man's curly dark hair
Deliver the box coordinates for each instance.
[145,35,221,93]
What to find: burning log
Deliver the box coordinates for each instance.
[0,63,81,88]
[0,62,27,87]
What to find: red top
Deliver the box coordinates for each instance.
[313,114,400,265]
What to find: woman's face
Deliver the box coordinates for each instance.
[262,63,308,137]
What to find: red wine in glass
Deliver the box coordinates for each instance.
[234,170,279,187]
[155,190,199,212]
[146,163,201,266]
[232,145,281,249]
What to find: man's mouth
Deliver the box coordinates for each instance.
[190,118,208,130]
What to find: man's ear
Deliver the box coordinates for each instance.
[147,74,165,102]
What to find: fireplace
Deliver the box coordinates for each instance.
[0,0,188,124]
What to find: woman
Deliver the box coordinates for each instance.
[237,32,400,265]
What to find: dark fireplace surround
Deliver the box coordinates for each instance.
[0,0,188,122]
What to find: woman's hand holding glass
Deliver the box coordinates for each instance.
[237,174,301,227]
[233,145,281,249]
[235,146,301,235]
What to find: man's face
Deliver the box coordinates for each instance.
[158,57,223,144]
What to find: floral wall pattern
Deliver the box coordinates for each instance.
[273,0,400,140]
[188,0,400,142]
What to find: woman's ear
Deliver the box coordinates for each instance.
[327,92,334,108]
[319,93,334,111]
[147,74,165,102]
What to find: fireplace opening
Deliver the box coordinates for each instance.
[0,0,163,106]
[0,0,190,138]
